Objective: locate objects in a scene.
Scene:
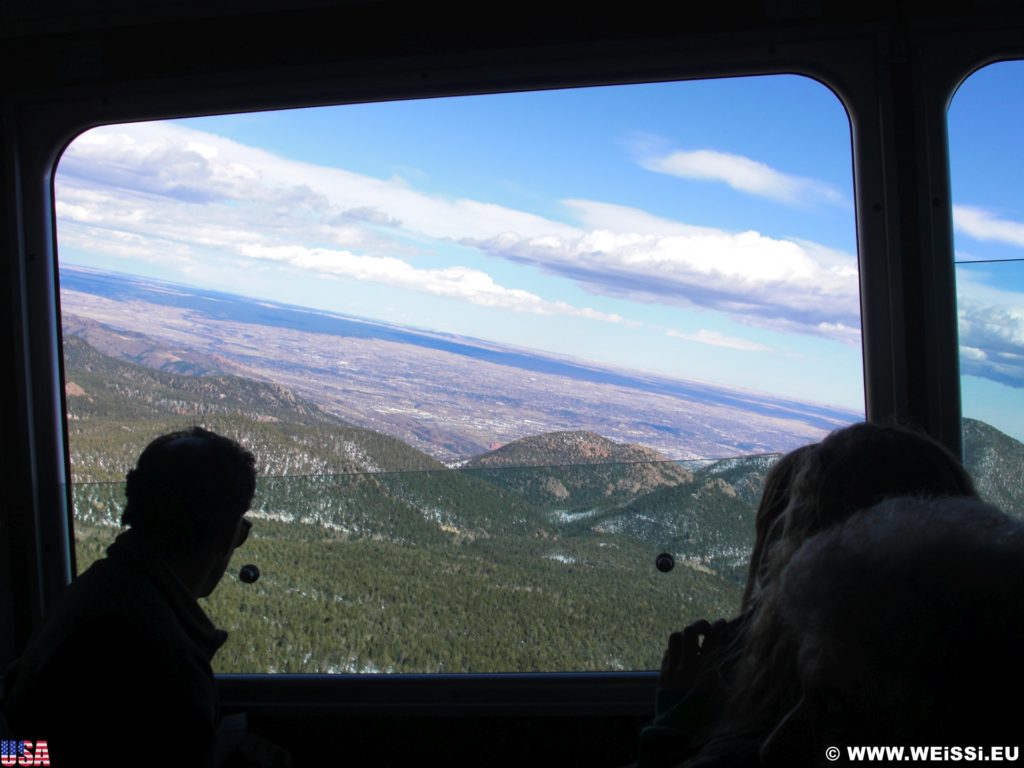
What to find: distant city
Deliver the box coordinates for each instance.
[60,265,857,463]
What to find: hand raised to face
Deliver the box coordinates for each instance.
[659,617,735,692]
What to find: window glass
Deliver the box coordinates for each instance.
[58,75,862,673]
[948,61,1024,520]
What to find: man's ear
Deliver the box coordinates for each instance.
[212,512,243,554]
[191,523,240,598]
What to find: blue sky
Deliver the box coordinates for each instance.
[53,64,1024,440]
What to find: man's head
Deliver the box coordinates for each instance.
[122,427,256,595]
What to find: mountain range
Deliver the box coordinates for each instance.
[60,272,1024,675]
[66,332,1023,561]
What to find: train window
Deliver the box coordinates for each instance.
[56,74,862,673]
[949,60,1024,519]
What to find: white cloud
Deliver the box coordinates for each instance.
[958,303,1024,387]
[666,328,769,352]
[563,199,720,237]
[640,148,845,207]
[465,224,861,343]
[59,221,197,267]
[237,243,624,322]
[953,205,1024,248]
[731,315,862,347]
[55,200,101,223]
[956,271,1024,388]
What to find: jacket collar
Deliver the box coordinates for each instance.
[107,527,229,658]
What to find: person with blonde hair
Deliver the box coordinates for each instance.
[754,496,1024,765]
[641,422,978,767]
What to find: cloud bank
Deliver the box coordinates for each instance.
[57,122,867,350]
[463,218,861,342]
[956,272,1024,389]
[57,121,1024,389]
[57,125,608,323]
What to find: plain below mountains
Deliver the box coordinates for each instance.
[60,264,857,462]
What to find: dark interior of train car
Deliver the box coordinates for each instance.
[3,1,1024,765]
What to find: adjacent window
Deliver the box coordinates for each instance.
[949,60,1024,520]
[56,75,862,673]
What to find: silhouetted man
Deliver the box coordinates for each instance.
[3,428,257,768]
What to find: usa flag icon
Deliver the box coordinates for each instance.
[0,740,49,767]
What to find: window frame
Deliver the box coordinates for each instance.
[4,9,1024,712]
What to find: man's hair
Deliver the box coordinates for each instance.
[122,427,256,552]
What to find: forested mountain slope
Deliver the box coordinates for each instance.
[963,417,1024,519]
[64,336,1024,674]
[463,431,693,511]
[64,334,445,481]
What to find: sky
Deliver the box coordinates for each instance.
[53,63,1024,441]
